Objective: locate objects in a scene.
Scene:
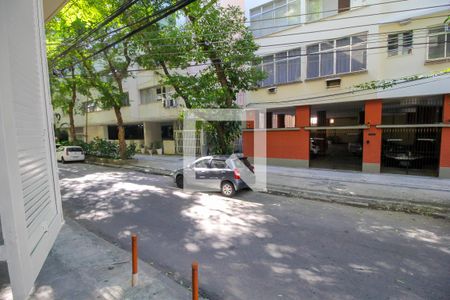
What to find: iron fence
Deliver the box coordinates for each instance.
[381,127,441,177]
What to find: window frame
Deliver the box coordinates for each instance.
[250,0,301,37]
[306,33,367,79]
[139,86,168,104]
[258,48,302,87]
[426,25,450,61]
[387,31,413,57]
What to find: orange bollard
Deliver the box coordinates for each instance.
[192,261,199,300]
[131,234,138,287]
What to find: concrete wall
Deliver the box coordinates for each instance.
[144,122,162,148]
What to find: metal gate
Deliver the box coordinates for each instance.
[381,127,441,176]
[174,129,205,155]
[310,129,363,171]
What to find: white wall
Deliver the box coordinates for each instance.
[0,0,64,298]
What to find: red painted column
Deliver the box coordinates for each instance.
[362,100,382,173]
[242,110,255,158]
[439,94,450,178]
[296,105,310,164]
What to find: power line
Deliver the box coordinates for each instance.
[55,0,197,72]
[246,71,450,107]
[51,2,448,56]
[49,0,142,65]
[93,12,447,49]
[110,40,445,62]
[246,0,409,23]
[130,26,432,54]
[54,38,443,80]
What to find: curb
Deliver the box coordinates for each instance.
[264,186,450,219]
[84,161,450,219]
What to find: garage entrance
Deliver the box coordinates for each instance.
[309,101,365,171]
[310,129,363,171]
[381,127,441,176]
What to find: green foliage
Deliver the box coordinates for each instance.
[136,3,264,154]
[152,141,163,149]
[353,68,450,91]
[67,138,136,159]
[46,0,264,155]
[205,121,241,155]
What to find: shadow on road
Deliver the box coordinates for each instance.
[58,163,450,300]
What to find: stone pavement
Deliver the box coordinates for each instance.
[90,154,450,218]
[0,218,193,300]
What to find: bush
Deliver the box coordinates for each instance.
[67,138,136,159]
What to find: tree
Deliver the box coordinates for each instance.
[136,2,264,154]
[46,0,140,159]
[46,11,91,142]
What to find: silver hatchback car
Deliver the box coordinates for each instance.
[172,155,254,197]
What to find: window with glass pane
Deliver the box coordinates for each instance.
[306,0,322,22]
[320,42,334,76]
[259,48,301,86]
[306,33,366,78]
[140,87,156,104]
[428,35,446,59]
[427,25,448,60]
[402,31,413,54]
[275,52,288,84]
[388,31,413,56]
[336,37,350,73]
[307,44,320,78]
[288,0,301,25]
[262,55,275,86]
[288,48,301,82]
[387,34,399,56]
[249,0,302,37]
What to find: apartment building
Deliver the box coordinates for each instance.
[60,0,245,155]
[242,0,450,178]
[67,72,183,154]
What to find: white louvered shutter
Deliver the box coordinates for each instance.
[0,0,64,299]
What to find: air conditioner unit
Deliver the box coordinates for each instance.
[326,78,341,88]
[267,86,277,94]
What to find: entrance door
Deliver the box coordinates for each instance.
[309,129,363,171]
[381,127,441,176]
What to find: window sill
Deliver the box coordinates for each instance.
[304,70,368,82]
[243,127,300,132]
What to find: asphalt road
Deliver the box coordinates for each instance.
[58,163,450,300]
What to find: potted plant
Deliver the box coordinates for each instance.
[154,141,163,155]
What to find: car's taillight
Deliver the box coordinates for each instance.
[233,168,240,180]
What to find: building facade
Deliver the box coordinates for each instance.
[243,0,450,178]
[59,0,245,155]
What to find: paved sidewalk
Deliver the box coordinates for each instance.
[92,154,450,218]
[0,218,192,300]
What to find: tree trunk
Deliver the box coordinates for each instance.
[68,67,77,142]
[160,60,191,108]
[68,103,76,142]
[186,13,234,107]
[113,105,127,159]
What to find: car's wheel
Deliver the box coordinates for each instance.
[176,175,184,188]
[221,181,235,197]
[61,157,66,164]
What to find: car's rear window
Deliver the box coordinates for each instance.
[67,147,83,153]
[211,159,227,169]
[239,158,253,169]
